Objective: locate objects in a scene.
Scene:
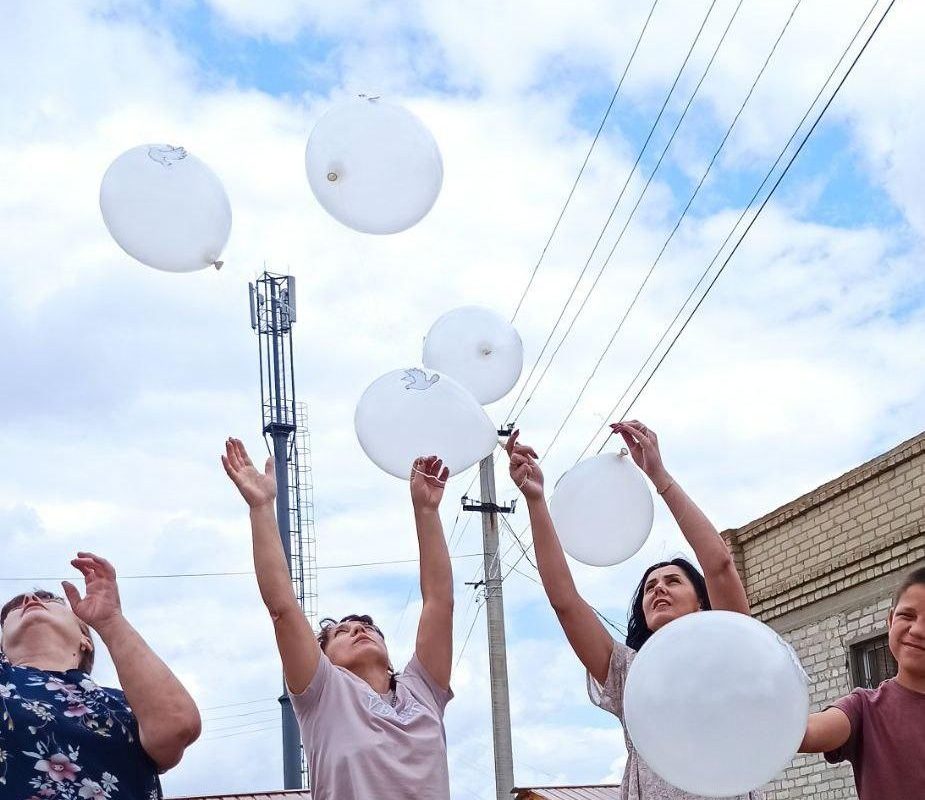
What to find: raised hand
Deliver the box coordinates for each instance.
[410,456,450,511]
[505,429,545,501]
[610,420,670,489]
[222,437,277,509]
[62,552,123,631]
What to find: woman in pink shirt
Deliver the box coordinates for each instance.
[800,565,925,799]
[222,438,454,800]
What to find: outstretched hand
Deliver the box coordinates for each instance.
[610,420,670,488]
[62,552,123,632]
[505,429,544,500]
[410,456,450,511]
[222,437,277,509]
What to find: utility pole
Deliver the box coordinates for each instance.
[462,442,516,800]
[249,272,309,790]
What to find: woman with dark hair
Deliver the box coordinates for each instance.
[222,438,454,800]
[0,554,201,799]
[506,421,755,800]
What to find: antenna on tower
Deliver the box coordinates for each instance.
[249,272,317,789]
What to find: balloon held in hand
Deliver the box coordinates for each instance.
[624,610,809,797]
[549,452,654,567]
[355,368,497,479]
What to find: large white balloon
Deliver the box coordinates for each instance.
[100,144,231,272]
[355,368,497,479]
[548,453,653,567]
[625,611,809,797]
[305,97,443,234]
[422,306,523,404]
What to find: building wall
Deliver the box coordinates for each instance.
[722,432,925,800]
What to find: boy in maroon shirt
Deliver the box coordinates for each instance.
[799,565,925,799]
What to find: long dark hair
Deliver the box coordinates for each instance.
[317,614,397,691]
[625,558,711,651]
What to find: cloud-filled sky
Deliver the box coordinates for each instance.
[2,0,923,797]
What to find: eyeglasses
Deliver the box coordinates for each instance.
[0,591,66,626]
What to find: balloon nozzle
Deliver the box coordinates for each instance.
[213,260,224,271]
[618,447,629,457]
[327,172,338,182]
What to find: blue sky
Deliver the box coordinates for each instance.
[2,0,924,797]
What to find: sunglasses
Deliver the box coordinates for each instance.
[0,591,66,626]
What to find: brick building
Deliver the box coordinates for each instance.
[722,431,925,799]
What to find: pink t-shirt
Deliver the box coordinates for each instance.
[290,653,453,800]
[824,678,925,799]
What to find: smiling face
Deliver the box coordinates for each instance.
[0,591,93,670]
[889,583,925,680]
[320,618,391,674]
[641,565,703,632]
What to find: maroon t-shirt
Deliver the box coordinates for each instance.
[824,678,925,799]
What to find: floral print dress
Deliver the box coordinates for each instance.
[0,652,161,800]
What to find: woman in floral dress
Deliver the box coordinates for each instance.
[0,552,201,799]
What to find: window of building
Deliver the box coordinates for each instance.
[850,634,898,689]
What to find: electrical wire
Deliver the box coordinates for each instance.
[510,0,662,323]
[505,0,720,424]
[538,0,805,462]
[508,0,745,428]
[578,0,892,459]
[0,553,484,582]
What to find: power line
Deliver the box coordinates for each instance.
[198,696,278,712]
[0,553,485,582]
[505,0,719,424]
[510,0,661,323]
[579,0,892,459]
[538,0,804,461]
[508,0,745,428]
[201,723,281,742]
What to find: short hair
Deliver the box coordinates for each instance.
[892,564,925,608]
[316,614,395,691]
[1,590,95,673]
[316,614,385,652]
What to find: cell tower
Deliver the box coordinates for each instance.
[249,272,318,790]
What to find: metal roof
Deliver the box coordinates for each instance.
[514,785,622,800]
[168,791,311,800]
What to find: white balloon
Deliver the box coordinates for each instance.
[548,453,653,567]
[625,611,809,797]
[305,97,443,234]
[100,144,232,273]
[422,306,523,404]
[355,368,497,479]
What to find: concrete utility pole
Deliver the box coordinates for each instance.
[470,453,515,800]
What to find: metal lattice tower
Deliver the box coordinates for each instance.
[249,272,317,790]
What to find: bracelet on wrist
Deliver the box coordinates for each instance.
[656,480,675,495]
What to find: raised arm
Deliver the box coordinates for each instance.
[222,438,320,694]
[613,421,750,615]
[62,553,201,772]
[799,707,851,753]
[410,456,453,690]
[506,432,613,686]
